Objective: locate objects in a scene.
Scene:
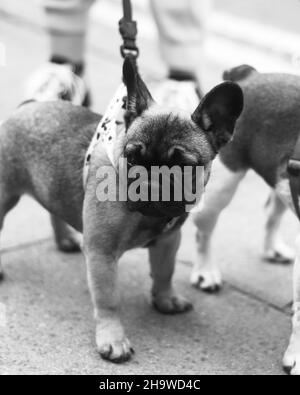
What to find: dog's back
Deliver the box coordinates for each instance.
[221,65,300,187]
[0,101,100,230]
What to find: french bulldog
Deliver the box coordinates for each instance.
[0,57,243,363]
[191,64,300,374]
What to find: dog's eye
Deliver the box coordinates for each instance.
[124,143,146,165]
[168,147,197,166]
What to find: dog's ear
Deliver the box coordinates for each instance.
[192,82,244,153]
[223,64,257,83]
[123,56,153,126]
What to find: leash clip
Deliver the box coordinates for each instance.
[119,0,139,60]
[287,159,300,177]
[120,45,139,60]
[119,18,139,59]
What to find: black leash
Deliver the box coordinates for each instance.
[288,136,300,220]
[119,0,139,60]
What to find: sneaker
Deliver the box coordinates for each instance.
[24,62,90,107]
[150,78,201,113]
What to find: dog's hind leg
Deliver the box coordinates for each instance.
[149,229,193,314]
[0,200,4,280]
[0,191,20,280]
[0,220,4,280]
[283,234,300,375]
[263,191,294,264]
[191,157,247,292]
[50,215,81,253]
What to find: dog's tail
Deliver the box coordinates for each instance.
[223,65,257,83]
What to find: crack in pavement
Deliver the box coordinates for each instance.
[0,238,53,256]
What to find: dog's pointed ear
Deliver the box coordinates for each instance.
[192,82,244,153]
[123,56,153,126]
[223,64,257,83]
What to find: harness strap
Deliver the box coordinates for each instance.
[288,136,300,220]
[119,0,139,59]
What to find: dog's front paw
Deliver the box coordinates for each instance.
[190,268,222,293]
[263,242,294,264]
[283,331,300,375]
[96,324,134,363]
[153,292,193,315]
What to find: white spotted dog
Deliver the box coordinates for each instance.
[191,65,300,374]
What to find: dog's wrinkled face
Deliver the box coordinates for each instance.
[122,57,244,217]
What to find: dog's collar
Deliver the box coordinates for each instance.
[83,83,127,188]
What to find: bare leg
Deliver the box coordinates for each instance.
[191,158,247,291]
[283,234,300,375]
[150,0,210,84]
[44,0,95,63]
[263,191,294,263]
[149,230,192,314]
[50,215,81,252]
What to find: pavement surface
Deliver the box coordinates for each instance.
[0,1,299,375]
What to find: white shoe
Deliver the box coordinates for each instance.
[24,62,88,106]
[151,79,201,113]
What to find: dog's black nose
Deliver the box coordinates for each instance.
[124,142,146,164]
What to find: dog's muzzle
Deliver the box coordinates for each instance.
[126,177,198,218]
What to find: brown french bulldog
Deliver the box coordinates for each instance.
[0,58,243,363]
[192,65,300,374]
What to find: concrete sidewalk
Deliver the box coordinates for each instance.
[0,5,299,375]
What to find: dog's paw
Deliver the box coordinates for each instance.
[190,268,222,293]
[97,338,134,364]
[263,242,294,264]
[283,338,300,375]
[153,293,193,315]
[56,237,81,253]
[96,326,134,363]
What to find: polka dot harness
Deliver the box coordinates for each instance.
[83,83,127,188]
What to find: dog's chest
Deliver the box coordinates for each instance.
[127,215,187,249]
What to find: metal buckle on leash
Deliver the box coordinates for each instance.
[120,45,139,60]
[119,0,139,60]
